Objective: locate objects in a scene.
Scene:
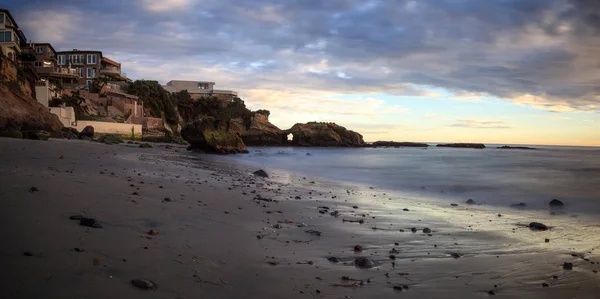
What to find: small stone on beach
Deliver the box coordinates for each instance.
[253,169,268,178]
[131,278,157,289]
[529,222,548,230]
[549,199,564,208]
[423,228,432,234]
[23,251,33,256]
[563,262,573,270]
[148,229,158,235]
[354,257,375,268]
[29,187,39,193]
[327,257,340,263]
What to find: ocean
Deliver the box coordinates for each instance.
[223,144,600,215]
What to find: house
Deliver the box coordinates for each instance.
[0,9,27,61]
[55,49,102,88]
[162,80,239,102]
[24,43,79,87]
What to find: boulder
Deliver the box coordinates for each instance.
[437,143,486,149]
[241,113,286,146]
[466,199,476,205]
[98,134,124,145]
[79,126,94,139]
[549,199,564,208]
[371,141,429,147]
[181,117,248,154]
[284,122,364,147]
[61,127,80,139]
[139,143,152,148]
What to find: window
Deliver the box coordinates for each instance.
[0,13,4,24]
[87,54,98,65]
[79,68,84,78]
[34,61,43,68]
[69,54,85,64]
[87,68,96,78]
[57,55,66,65]
[86,80,92,88]
[0,31,11,42]
[36,46,45,54]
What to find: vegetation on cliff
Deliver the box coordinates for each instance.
[126,80,179,126]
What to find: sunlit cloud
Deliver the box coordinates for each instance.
[449,119,513,129]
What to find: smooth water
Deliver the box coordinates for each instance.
[225,145,600,214]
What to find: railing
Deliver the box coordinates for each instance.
[101,67,120,72]
[56,67,78,76]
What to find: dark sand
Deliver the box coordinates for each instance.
[0,138,599,298]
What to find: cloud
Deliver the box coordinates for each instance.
[139,0,195,12]
[7,0,600,114]
[535,115,571,120]
[449,119,513,129]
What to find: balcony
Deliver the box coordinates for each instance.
[100,66,126,79]
[37,67,79,79]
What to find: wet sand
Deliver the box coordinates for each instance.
[0,138,599,299]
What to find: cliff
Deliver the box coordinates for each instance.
[240,112,286,146]
[0,56,63,137]
[284,122,365,147]
[180,117,248,154]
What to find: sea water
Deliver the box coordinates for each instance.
[224,145,600,214]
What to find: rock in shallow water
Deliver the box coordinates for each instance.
[529,222,548,230]
[253,169,268,177]
[355,257,375,268]
[327,257,340,263]
[465,199,476,205]
[549,199,564,208]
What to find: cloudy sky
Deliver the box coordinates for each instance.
[6,0,600,145]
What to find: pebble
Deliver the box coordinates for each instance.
[131,278,157,289]
[411,227,417,233]
[423,228,432,234]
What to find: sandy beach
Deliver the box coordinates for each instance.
[1,138,599,299]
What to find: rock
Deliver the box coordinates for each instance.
[60,127,79,139]
[353,245,363,252]
[352,205,359,209]
[139,143,152,148]
[93,258,101,265]
[389,255,396,260]
[29,186,39,193]
[393,285,404,291]
[545,238,550,243]
[450,203,458,206]
[510,203,527,209]
[295,196,301,199]
[542,283,549,287]
[253,169,268,177]
[403,208,409,211]
[284,122,365,147]
[74,248,85,252]
[79,126,94,139]
[131,278,157,289]
[529,222,548,230]
[450,253,462,259]
[240,112,286,146]
[305,230,322,236]
[549,199,564,208]
[181,117,248,154]
[497,146,536,150]
[410,227,417,233]
[371,141,429,148]
[436,143,486,149]
[327,257,340,263]
[563,262,573,270]
[78,217,103,228]
[163,197,173,202]
[488,290,496,295]
[466,199,476,205]
[98,134,124,145]
[148,229,158,235]
[23,251,33,256]
[22,130,50,140]
[354,257,375,268]
[0,128,23,139]
[423,228,432,234]
[330,211,340,217]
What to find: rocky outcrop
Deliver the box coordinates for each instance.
[181,117,248,154]
[241,113,285,146]
[436,143,486,149]
[498,146,536,150]
[284,122,364,147]
[79,126,94,139]
[371,141,429,148]
[0,84,63,137]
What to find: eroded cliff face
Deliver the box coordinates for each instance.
[285,122,365,147]
[241,113,285,146]
[0,82,63,135]
[181,117,248,154]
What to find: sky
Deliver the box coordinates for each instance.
[4,0,600,146]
